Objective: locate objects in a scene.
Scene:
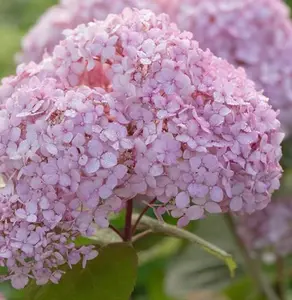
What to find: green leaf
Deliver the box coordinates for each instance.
[109,211,126,229]
[146,268,177,300]
[21,243,138,300]
[224,277,258,300]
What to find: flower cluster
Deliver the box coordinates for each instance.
[18,0,160,64]
[237,198,292,257]
[159,0,292,132]
[0,8,283,288]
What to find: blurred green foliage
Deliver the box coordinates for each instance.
[0,0,57,78]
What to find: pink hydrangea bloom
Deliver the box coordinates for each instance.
[237,198,292,257]
[159,0,292,131]
[0,8,283,288]
[18,0,160,64]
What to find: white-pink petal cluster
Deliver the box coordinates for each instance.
[18,0,160,64]
[0,8,283,288]
[159,0,292,131]
[237,198,292,257]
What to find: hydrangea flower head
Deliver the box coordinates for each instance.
[237,198,292,257]
[18,0,160,64]
[0,8,283,288]
[160,0,292,131]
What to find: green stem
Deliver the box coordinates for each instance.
[224,213,280,300]
[132,229,152,243]
[275,256,285,300]
[132,214,236,276]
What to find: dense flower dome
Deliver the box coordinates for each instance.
[0,8,283,288]
[158,0,292,131]
[18,0,160,64]
[237,198,292,257]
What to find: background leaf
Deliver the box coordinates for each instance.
[164,215,245,299]
[19,243,138,300]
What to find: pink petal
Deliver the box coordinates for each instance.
[85,158,100,173]
[46,144,58,155]
[209,114,224,126]
[202,154,218,171]
[78,155,88,166]
[54,202,66,215]
[238,132,258,145]
[11,275,29,289]
[27,214,37,223]
[43,210,55,222]
[42,174,59,185]
[63,132,73,143]
[15,208,27,219]
[189,156,202,171]
[72,133,86,147]
[10,127,21,142]
[103,129,117,141]
[210,186,224,202]
[59,174,71,187]
[106,174,118,189]
[40,197,50,210]
[99,186,113,199]
[188,183,209,198]
[121,138,134,149]
[87,250,98,261]
[26,201,37,214]
[185,205,204,220]
[114,165,128,179]
[177,216,190,227]
[27,232,40,245]
[205,202,222,213]
[101,152,117,169]
[88,140,103,157]
[0,246,12,258]
[149,164,163,176]
[175,192,190,209]
[230,196,243,212]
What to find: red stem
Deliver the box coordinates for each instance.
[124,199,133,241]
[132,198,156,235]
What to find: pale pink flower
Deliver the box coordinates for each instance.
[160,0,292,132]
[18,0,160,64]
[237,198,292,257]
[0,8,283,289]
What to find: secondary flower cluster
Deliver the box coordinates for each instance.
[18,0,159,64]
[0,8,283,288]
[160,0,292,131]
[237,198,292,257]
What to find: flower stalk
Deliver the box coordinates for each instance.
[225,213,280,300]
[124,199,133,242]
